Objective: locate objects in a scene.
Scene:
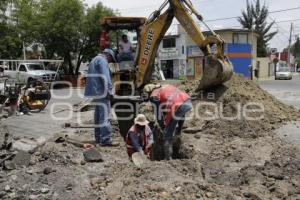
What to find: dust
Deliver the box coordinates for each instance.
[0,76,299,199]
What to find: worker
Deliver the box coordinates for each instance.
[84,48,119,147]
[0,66,4,77]
[118,34,134,62]
[125,114,154,158]
[143,84,192,160]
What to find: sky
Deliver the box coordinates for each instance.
[84,0,300,51]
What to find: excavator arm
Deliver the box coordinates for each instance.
[135,0,233,90]
[135,3,174,88]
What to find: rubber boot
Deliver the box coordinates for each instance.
[164,141,173,160]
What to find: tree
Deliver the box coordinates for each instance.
[35,0,85,74]
[238,0,277,57]
[291,37,300,58]
[74,2,115,74]
[1,0,115,73]
[0,0,23,59]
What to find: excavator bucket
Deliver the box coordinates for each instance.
[198,55,233,90]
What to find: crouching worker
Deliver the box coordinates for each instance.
[143,84,192,160]
[126,114,154,159]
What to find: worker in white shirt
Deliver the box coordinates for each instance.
[118,34,134,62]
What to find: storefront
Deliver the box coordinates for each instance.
[157,35,187,79]
[186,46,204,80]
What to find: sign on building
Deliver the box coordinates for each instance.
[158,48,179,58]
[187,46,204,57]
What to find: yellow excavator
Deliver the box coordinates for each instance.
[100,0,233,137]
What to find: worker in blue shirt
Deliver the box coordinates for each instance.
[84,49,119,147]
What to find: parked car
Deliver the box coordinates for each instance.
[4,62,58,84]
[275,67,292,80]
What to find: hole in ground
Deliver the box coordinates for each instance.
[151,134,195,161]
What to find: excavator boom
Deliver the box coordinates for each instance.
[135,0,233,90]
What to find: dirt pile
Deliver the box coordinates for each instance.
[180,76,300,138]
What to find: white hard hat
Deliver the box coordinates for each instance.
[134,114,149,126]
[143,83,161,93]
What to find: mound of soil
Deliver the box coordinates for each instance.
[180,76,300,138]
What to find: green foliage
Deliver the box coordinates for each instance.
[0,0,115,74]
[75,2,114,74]
[291,37,300,59]
[295,57,300,68]
[238,0,277,57]
[0,0,23,59]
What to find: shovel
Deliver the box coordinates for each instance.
[131,152,150,168]
[55,136,95,149]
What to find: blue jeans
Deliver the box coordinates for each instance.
[117,52,134,62]
[94,99,112,144]
[164,99,192,142]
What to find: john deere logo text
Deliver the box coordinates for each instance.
[143,29,154,57]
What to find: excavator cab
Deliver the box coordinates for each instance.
[100,17,146,96]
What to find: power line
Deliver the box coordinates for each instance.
[203,6,300,22]
[276,19,300,24]
[117,0,210,12]
[117,2,300,23]
[269,6,300,14]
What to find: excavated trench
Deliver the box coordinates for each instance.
[149,126,195,161]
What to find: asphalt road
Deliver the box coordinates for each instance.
[259,75,300,109]
[259,74,300,145]
[1,88,86,139]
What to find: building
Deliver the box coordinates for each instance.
[157,25,259,79]
[157,34,187,79]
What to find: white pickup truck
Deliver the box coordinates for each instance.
[3,62,58,84]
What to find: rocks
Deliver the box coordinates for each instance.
[183,126,204,134]
[194,133,201,139]
[4,185,11,192]
[11,151,31,167]
[80,160,86,165]
[0,128,12,150]
[243,192,263,200]
[0,191,6,198]
[3,161,16,170]
[1,151,31,170]
[40,187,50,194]
[43,167,55,175]
[12,137,46,153]
[205,192,215,198]
[66,183,73,191]
[83,148,103,163]
[29,194,39,200]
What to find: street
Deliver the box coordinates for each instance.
[1,88,85,139]
[259,75,300,109]
[259,75,300,145]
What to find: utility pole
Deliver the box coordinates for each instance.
[288,23,293,67]
[23,41,26,60]
[250,26,254,80]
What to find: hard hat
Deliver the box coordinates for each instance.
[103,48,117,63]
[143,84,161,93]
[134,114,149,126]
